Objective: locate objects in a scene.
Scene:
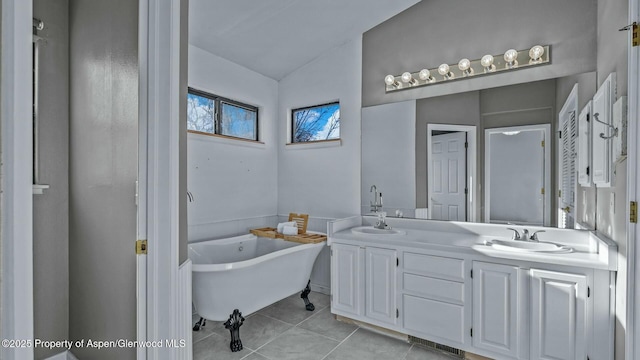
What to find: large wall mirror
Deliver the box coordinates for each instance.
[361,72,598,229]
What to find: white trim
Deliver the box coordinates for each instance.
[139,0,185,359]
[1,0,35,359]
[627,0,640,359]
[136,0,149,358]
[189,131,267,149]
[285,139,342,150]
[484,124,552,226]
[426,124,477,222]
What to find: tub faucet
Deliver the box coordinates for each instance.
[370,185,381,212]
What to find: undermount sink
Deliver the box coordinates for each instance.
[489,239,572,253]
[351,226,406,236]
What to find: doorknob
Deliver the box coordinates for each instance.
[562,206,571,213]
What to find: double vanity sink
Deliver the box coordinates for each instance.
[329,216,617,360]
[350,225,572,254]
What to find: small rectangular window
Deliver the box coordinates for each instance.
[187,88,258,141]
[291,102,340,143]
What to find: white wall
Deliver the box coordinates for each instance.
[277,37,362,221]
[187,45,279,241]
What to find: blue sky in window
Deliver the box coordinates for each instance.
[187,93,214,133]
[294,103,340,142]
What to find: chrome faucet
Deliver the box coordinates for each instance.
[528,230,545,242]
[506,228,545,242]
[370,185,381,212]
[506,228,521,240]
[374,211,389,229]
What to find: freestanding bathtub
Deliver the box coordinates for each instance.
[189,233,325,350]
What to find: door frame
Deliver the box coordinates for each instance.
[427,124,477,222]
[137,0,188,359]
[627,0,640,359]
[0,0,35,359]
[484,124,551,226]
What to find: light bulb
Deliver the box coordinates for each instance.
[458,58,470,71]
[418,69,433,82]
[437,63,449,75]
[481,54,494,67]
[529,45,544,63]
[458,58,473,76]
[384,75,396,86]
[504,49,518,68]
[438,63,454,79]
[401,72,418,85]
[480,54,496,72]
[384,75,402,89]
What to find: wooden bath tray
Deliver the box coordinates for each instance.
[249,227,326,244]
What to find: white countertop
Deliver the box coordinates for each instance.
[328,217,617,271]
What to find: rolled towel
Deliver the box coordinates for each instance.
[283,225,298,236]
[277,221,297,233]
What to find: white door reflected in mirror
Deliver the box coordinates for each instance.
[431,131,467,221]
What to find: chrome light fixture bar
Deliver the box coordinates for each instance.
[384,45,550,93]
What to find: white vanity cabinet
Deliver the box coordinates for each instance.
[401,252,467,348]
[530,269,588,360]
[472,262,524,359]
[331,243,364,317]
[365,246,398,326]
[329,226,615,360]
[331,243,399,328]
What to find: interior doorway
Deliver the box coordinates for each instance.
[427,124,477,222]
[484,124,551,226]
[430,131,467,221]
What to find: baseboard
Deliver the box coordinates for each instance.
[310,283,330,295]
[44,351,79,360]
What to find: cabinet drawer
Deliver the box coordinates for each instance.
[403,273,464,305]
[403,253,465,282]
[403,294,464,346]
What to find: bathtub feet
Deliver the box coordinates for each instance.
[193,317,206,331]
[224,309,245,352]
[301,280,315,311]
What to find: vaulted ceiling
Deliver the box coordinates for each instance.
[188,0,421,80]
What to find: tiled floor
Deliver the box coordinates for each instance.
[192,292,458,360]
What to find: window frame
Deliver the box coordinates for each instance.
[187,87,259,142]
[290,101,341,144]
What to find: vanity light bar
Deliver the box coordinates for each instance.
[384,45,551,93]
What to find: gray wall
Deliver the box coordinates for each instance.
[32,1,69,358]
[415,91,480,208]
[362,0,597,107]
[69,0,138,358]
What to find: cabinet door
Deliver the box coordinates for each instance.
[331,243,363,316]
[472,262,520,359]
[592,72,616,187]
[577,101,592,186]
[530,269,587,360]
[365,247,397,326]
